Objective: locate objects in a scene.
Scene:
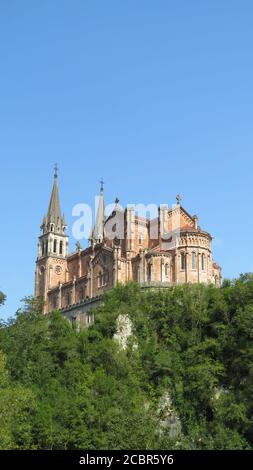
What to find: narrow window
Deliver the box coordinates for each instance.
[201,253,205,271]
[165,264,169,276]
[79,287,84,301]
[53,296,57,309]
[147,264,152,282]
[181,253,186,270]
[103,272,106,285]
[98,271,102,287]
[192,252,196,270]
[53,239,57,253]
[59,241,63,255]
[66,292,71,306]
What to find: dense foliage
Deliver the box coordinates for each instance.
[0,275,253,449]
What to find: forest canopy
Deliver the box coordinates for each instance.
[0,275,253,450]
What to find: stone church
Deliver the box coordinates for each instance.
[35,171,222,318]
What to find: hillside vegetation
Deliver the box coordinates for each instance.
[0,276,253,450]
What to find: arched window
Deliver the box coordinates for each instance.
[147,264,152,282]
[53,239,57,253]
[192,252,197,270]
[139,233,144,245]
[181,253,186,270]
[52,296,57,309]
[79,286,84,301]
[103,271,109,285]
[46,241,48,255]
[201,253,205,271]
[165,264,169,276]
[98,271,103,288]
[66,292,71,306]
[40,265,45,275]
[59,241,63,255]
[42,242,45,256]
[214,275,218,287]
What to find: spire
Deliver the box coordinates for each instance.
[91,179,105,243]
[47,173,61,224]
[41,166,67,234]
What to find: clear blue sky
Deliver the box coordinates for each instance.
[0,0,253,319]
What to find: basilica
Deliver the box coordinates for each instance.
[35,171,222,318]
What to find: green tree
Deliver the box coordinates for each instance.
[1,277,253,449]
[0,351,36,449]
[0,291,6,306]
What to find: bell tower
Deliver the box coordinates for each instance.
[35,166,68,313]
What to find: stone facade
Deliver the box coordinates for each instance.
[35,175,222,314]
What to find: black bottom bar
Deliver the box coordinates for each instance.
[0,450,252,467]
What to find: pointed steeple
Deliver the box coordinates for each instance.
[35,167,69,311]
[47,174,61,223]
[91,178,105,244]
[41,166,67,235]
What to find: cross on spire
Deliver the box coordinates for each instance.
[100,177,104,194]
[54,163,58,178]
[176,193,182,205]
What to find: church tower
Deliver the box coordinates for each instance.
[35,167,68,313]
